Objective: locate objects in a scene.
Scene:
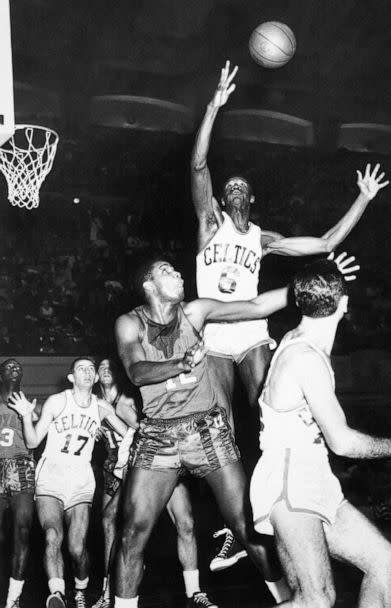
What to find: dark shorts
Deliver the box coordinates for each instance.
[130,405,240,478]
[0,456,36,497]
[103,458,122,498]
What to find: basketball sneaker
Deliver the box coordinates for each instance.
[46,591,67,608]
[209,527,247,571]
[187,592,219,608]
[74,590,87,608]
[91,595,111,608]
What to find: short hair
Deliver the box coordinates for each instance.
[132,253,173,300]
[293,259,347,318]
[69,356,96,374]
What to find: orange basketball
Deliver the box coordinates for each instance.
[249,21,296,69]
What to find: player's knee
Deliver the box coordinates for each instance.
[174,514,195,540]
[45,526,63,550]
[102,509,114,533]
[68,535,87,561]
[121,510,151,545]
[15,522,31,546]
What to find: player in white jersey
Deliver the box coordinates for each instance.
[191,60,388,571]
[250,259,391,607]
[9,357,127,608]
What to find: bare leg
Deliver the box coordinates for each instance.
[36,496,65,581]
[206,461,281,581]
[206,355,235,431]
[269,500,335,607]
[102,491,121,576]
[10,492,34,579]
[166,482,198,571]
[326,501,391,608]
[115,467,179,599]
[238,344,273,409]
[65,503,91,581]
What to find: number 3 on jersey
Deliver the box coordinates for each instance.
[0,428,14,446]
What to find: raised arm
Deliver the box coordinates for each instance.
[264,164,389,257]
[191,61,238,249]
[115,313,200,387]
[299,350,391,459]
[8,392,62,449]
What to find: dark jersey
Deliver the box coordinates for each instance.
[133,305,216,419]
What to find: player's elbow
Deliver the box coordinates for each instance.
[327,430,353,457]
[190,156,207,173]
[26,437,39,449]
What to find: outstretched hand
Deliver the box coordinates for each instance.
[210,60,238,109]
[328,251,360,281]
[8,391,36,418]
[357,163,389,201]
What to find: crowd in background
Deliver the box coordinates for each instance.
[0,144,391,356]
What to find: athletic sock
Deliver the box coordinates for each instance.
[265,577,291,602]
[48,577,66,595]
[74,576,89,590]
[183,569,201,598]
[6,578,24,607]
[114,595,139,608]
[103,575,111,600]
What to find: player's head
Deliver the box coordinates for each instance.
[135,259,184,304]
[221,176,254,213]
[0,358,23,387]
[67,357,98,388]
[293,259,348,319]
[97,358,118,387]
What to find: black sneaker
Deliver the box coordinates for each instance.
[74,590,87,608]
[46,592,67,608]
[91,595,111,608]
[209,527,247,572]
[187,592,219,608]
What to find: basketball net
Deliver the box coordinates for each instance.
[0,124,59,210]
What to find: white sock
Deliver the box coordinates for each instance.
[265,577,291,602]
[74,576,89,590]
[183,569,200,598]
[103,575,111,600]
[48,578,65,595]
[114,596,139,608]
[6,578,24,607]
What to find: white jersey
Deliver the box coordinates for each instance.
[41,390,100,465]
[196,211,262,301]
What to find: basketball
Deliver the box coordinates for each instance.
[249,21,296,69]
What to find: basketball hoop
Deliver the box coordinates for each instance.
[0,124,59,210]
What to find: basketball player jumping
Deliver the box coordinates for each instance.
[9,357,128,608]
[94,358,214,608]
[191,60,389,570]
[0,359,36,608]
[250,259,391,607]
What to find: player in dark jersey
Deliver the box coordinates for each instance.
[0,359,35,608]
[113,259,292,608]
[94,358,219,608]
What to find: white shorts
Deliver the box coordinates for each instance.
[35,457,96,511]
[250,448,345,535]
[203,319,276,364]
